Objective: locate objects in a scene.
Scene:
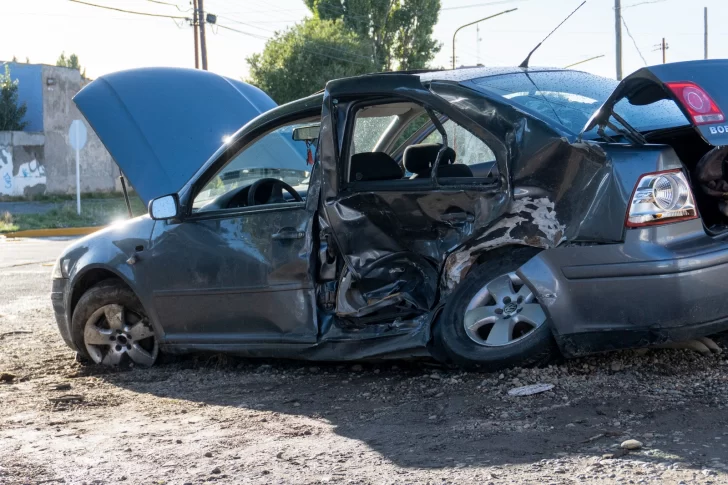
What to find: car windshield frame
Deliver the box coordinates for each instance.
[465,70,689,139]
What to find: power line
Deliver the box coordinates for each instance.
[442,0,526,11]
[620,0,667,9]
[147,0,190,11]
[215,23,373,67]
[214,24,268,40]
[214,14,375,61]
[621,15,647,65]
[68,0,189,19]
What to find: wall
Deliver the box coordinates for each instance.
[41,65,120,194]
[0,132,46,197]
[1,62,44,132]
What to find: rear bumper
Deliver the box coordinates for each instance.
[519,219,728,357]
[51,278,75,350]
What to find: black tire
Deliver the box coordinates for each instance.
[71,279,158,367]
[434,246,556,371]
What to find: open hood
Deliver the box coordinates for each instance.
[74,67,276,205]
[584,60,728,146]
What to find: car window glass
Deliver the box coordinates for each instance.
[471,71,688,136]
[193,122,316,210]
[421,119,496,166]
[352,115,398,154]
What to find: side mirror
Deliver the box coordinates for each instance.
[149,194,180,220]
[292,123,321,142]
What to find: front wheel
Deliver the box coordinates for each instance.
[435,247,555,370]
[71,280,158,367]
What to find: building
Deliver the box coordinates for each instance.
[0,62,119,197]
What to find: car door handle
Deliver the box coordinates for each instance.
[272,228,305,240]
[440,212,474,223]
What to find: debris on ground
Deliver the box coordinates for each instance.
[507,383,554,396]
[0,372,15,383]
[620,439,643,450]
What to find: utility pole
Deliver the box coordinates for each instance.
[198,0,208,70]
[193,0,199,69]
[476,24,480,66]
[653,38,669,63]
[704,7,708,59]
[615,0,622,80]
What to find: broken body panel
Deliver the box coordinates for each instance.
[60,63,728,362]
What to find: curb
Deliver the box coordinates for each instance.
[2,226,103,238]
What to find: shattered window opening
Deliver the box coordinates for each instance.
[347,100,498,183]
[472,70,688,137]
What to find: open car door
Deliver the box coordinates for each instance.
[317,74,509,323]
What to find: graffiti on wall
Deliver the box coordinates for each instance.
[0,144,47,196]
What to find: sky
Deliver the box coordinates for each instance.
[2,0,727,84]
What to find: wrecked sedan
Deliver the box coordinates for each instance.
[51,60,728,369]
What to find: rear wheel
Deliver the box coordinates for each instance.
[71,280,158,367]
[435,247,555,370]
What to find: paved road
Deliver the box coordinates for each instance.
[0,236,76,268]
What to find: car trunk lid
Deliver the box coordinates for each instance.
[73,67,277,205]
[584,59,728,146]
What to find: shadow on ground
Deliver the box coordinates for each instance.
[87,351,728,472]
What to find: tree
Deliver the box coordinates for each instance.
[304,0,441,71]
[56,52,87,78]
[0,65,28,131]
[247,18,376,104]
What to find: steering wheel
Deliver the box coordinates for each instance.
[247,178,304,206]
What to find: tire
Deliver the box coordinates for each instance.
[435,246,555,371]
[71,280,158,367]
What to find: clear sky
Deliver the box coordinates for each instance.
[3,0,727,84]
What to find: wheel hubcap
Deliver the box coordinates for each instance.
[83,304,158,367]
[463,272,546,347]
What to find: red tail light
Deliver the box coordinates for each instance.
[666,81,724,125]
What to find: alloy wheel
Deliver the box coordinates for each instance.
[463,272,546,347]
[83,304,158,366]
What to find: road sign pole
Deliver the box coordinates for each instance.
[75,122,81,215]
[69,120,87,215]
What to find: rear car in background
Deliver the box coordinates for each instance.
[50,60,728,370]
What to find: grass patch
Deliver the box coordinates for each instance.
[0,196,147,233]
[0,192,130,203]
[0,211,18,232]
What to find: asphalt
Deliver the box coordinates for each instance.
[0,236,76,268]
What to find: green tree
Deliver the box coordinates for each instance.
[304,0,441,71]
[247,18,376,104]
[56,52,87,78]
[0,65,28,131]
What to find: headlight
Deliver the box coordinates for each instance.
[51,257,71,279]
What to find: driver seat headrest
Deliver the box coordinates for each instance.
[403,144,456,175]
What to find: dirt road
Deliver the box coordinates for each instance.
[2,237,728,484]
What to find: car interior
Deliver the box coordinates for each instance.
[192,101,499,212]
[345,101,498,185]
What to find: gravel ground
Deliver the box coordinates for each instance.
[3,239,728,484]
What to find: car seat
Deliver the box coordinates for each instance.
[350,152,403,181]
[403,143,473,178]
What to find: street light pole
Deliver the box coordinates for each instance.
[452,8,518,69]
